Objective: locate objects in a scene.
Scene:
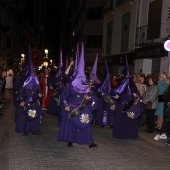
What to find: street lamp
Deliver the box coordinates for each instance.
[164,40,170,51]
[21,54,25,67]
[44,49,48,58]
[43,49,49,68]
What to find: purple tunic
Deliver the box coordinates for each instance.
[58,84,94,144]
[95,94,114,126]
[15,87,42,133]
[112,93,139,139]
[47,72,69,115]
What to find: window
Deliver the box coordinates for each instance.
[147,0,162,40]
[121,13,130,52]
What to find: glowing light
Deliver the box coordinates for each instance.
[164,40,170,51]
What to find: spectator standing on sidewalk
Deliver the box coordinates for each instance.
[154,72,168,131]
[154,77,170,143]
[143,75,159,133]
[134,74,147,99]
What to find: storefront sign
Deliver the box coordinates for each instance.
[134,44,167,58]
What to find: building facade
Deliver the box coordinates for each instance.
[102,0,170,75]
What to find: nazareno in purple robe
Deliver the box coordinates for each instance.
[58,84,94,145]
[112,92,139,139]
[15,77,43,133]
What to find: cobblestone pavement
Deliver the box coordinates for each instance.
[0,90,170,170]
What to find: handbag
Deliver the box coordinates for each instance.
[122,97,136,112]
[143,101,152,110]
[20,101,42,121]
[68,96,93,129]
[158,95,164,102]
[69,106,93,129]
[104,94,116,111]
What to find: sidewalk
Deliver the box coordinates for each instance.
[0,90,170,170]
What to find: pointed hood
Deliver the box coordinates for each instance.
[125,55,130,77]
[13,60,30,90]
[72,43,79,78]
[98,59,111,94]
[21,46,40,89]
[75,43,79,67]
[65,56,68,70]
[112,56,138,95]
[55,48,63,77]
[59,48,63,67]
[71,42,90,93]
[89,53,100,84]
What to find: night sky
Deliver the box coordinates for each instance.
[45,0,62,62]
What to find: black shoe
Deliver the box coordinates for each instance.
[89,143,98,148]
[110,125,113,129]
[68,142,73,148]
[23,132,28,136]
[31,131,41,135]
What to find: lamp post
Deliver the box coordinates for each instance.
[43,49,49,68]
[21,54,25,68]
[44,49,48,58]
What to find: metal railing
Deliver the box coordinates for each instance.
[135,24,162,46]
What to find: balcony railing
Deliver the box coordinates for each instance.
[135,23,162,46]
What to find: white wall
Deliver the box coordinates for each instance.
[134,59,152,75]
[143,59,152,75]
[160,56,169,74]
[134,59,143,73]
[102,0,138,56]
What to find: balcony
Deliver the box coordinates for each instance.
[135,24,164,47]
[102,0,115,16]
